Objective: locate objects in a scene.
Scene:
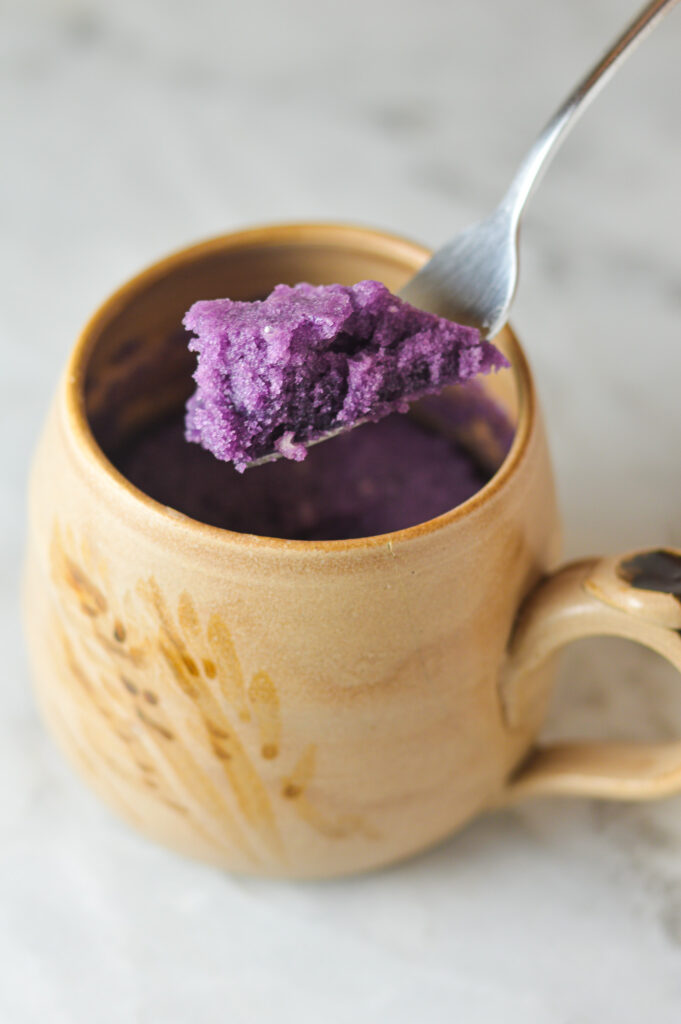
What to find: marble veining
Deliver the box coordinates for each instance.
[3,0,681,1020]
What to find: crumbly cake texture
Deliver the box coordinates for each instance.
[184,280,508,471]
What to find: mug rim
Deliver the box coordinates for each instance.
[63,222,535,552]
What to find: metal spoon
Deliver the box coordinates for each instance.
[247,0,677,469]
[399,0,679,336]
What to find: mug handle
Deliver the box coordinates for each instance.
[501,549,681,801]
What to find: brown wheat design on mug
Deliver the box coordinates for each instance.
[47,524,376,866]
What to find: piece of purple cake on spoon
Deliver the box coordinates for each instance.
[184,279,508,472]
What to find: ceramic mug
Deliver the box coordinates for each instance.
[24,224,681,878]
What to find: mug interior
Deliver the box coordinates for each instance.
[75,225,521,537]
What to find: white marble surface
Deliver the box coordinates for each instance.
[3,0,681,1020]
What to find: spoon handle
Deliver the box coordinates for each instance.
[503,0,679,222]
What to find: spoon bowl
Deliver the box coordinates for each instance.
[399,207,519,337]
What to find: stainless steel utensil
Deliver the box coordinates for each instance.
[248,0,678,468]
[399,0,678,336]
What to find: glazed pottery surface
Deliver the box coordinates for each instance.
[24,225,681,877]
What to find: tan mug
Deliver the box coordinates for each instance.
[24,223,681,878]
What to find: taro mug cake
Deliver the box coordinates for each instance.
[112,277,512,541]
[24,224,681,879]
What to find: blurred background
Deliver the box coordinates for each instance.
[3,1,681,1021]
